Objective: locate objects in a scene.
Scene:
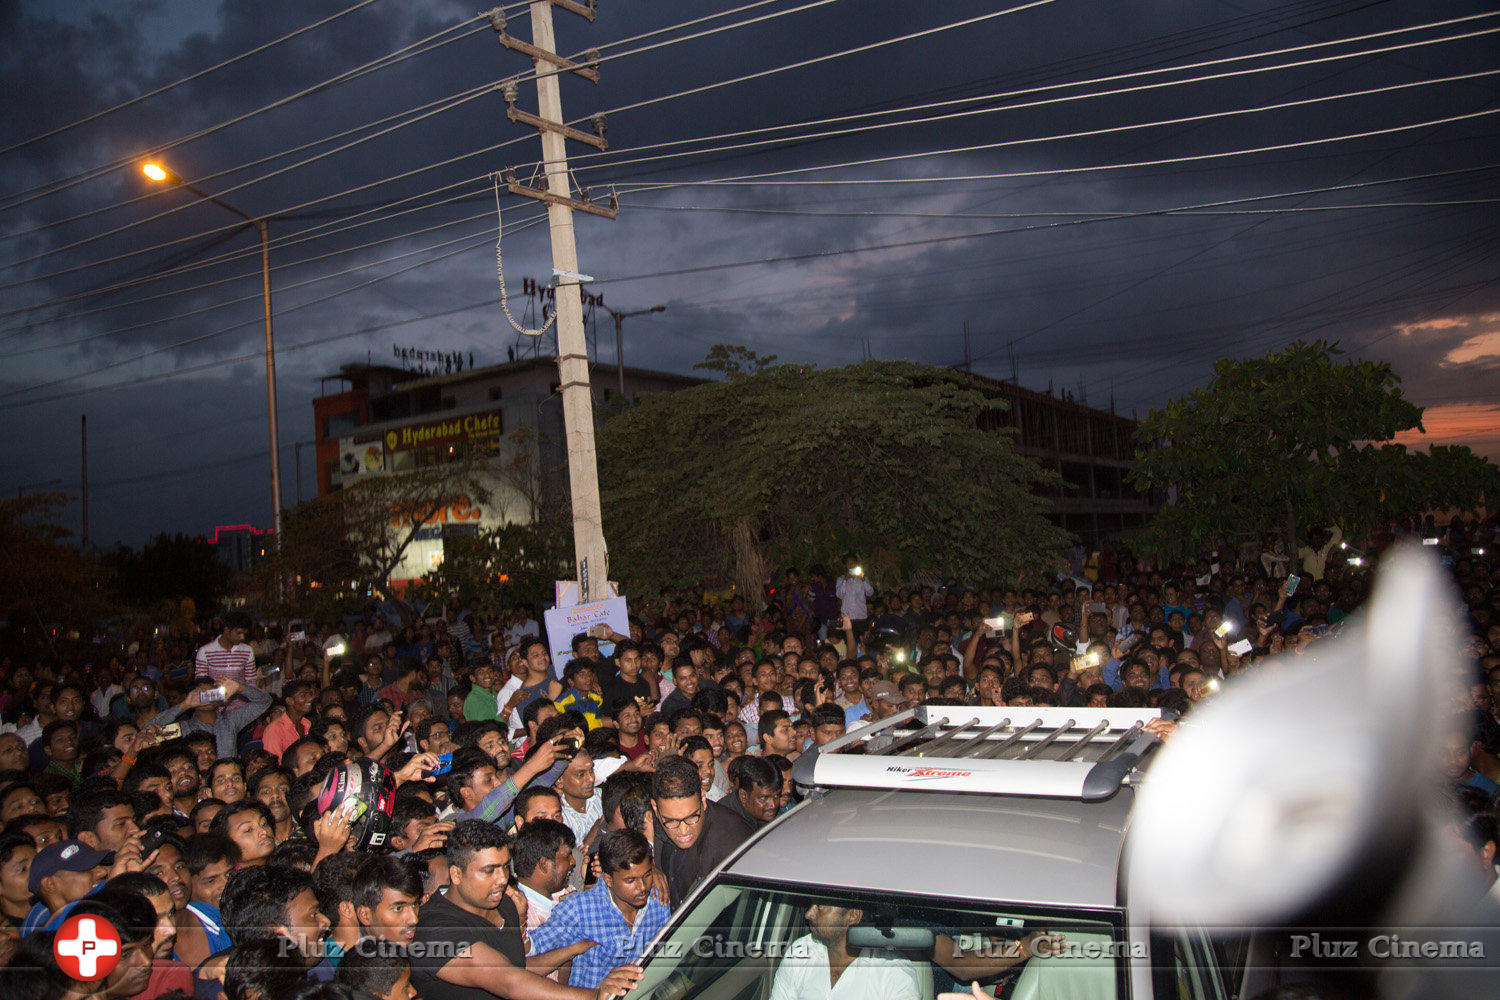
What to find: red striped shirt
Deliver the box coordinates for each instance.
[195,641,257,687]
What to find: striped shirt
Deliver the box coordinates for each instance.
[194,640,257,687]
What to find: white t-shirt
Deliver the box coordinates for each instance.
[769,934,922,1000]
[835,576,874,620]
[506,619,541,648]
[497,675,524,733]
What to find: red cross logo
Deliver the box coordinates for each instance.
[53,913,121,981]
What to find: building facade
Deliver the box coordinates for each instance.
[967,373,1156,544]
[312,358,702,586]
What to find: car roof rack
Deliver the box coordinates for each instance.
[792,705,1164,801]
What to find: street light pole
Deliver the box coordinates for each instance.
[143,161,282,546]
[604,305,666,400]
[256,217,282,542]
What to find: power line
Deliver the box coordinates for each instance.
[0,0,393,157]
[0,174,497,326]
[0,135,513,295]
[0,15,491,214]
[0,78,504,249]
[587,123,1500,287]
[0,0,1059,297]
[0,207,535,360]
[20,156,1487,356]
[614,84,1500,193]
[0,278,534,413]
[548,13,1500,180]
[567,0,1060,130]
[0,223,515,400]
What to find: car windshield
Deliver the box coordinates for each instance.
[632,878,1126,1000]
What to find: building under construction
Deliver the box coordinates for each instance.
[967,372,1157,544]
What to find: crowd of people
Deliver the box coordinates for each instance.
[0,514,1494,1000]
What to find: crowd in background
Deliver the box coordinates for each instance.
[0,513,1495,1000]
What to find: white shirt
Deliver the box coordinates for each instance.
[506,619,541,648]
[497,675,524,733]
[768,934,921,1000]
[520,882,558,924]
[560,789,603,844]
[593,755,626,785]
[834,576,873,620]
[91,684,122,719]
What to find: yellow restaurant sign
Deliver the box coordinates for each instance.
[384,411,502,453]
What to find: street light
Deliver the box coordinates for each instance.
[604,305,666,399]
[141,159,283,547]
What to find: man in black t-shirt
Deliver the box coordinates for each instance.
[600,641,654,711]
[409,820,641,1000]
[652,756,754,909]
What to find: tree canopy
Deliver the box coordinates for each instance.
[598,359,1070,595]
[0,493,108,654]
[248,455,493,618]
[1129,339,1500,557]
[105,533,230,613]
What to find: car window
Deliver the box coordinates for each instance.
[1162,930,1227,1000]
[632,878,1126,1000]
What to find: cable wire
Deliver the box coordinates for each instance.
[0,15,490,213]
[0,0,392,158]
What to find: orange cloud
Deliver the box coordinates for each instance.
[1390,402,1500,459]
[1444,327,1500,365]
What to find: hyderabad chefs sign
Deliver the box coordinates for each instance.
[383,411,502,452]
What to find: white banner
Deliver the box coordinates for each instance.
[543,596,630,677]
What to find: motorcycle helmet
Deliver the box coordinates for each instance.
[1048,622,1079,653]
[305,756,396,851]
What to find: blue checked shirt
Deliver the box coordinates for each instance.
[528,878,669,988]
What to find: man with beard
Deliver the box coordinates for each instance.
[67,787,141,854]
[68,896,157,999]
[725,756,781,829]
[219,863,332,975]
[98,874,196,999]
[122,675,166,728]
[768,902,923,1000]
[250,766,295,844]
[158,745,201,818]
[651,757,753,909]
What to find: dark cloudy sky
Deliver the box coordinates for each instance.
[2,0,1497,547]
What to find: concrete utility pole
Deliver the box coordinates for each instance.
[494,0,617,601]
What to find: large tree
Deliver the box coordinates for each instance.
[0,493,109,654]
[248,455,493,618]
[1129,339,1500,558]
[106,533,230,613]
[598,359,1070,595]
